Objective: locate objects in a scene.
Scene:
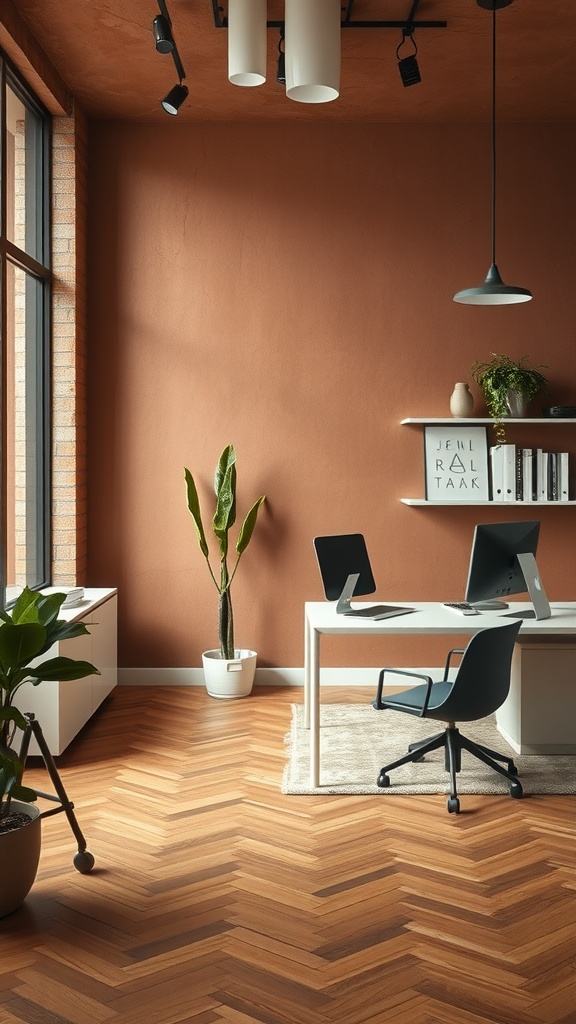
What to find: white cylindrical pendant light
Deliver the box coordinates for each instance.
[228,0,267,87]
[285,0,340,103]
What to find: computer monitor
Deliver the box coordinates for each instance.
[313,533,376,601]
[465,520,551,620]
[312,534,414,620]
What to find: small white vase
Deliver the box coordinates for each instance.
[202,649,257,699]
[449,382,474,418]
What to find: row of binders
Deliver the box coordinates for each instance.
[490,445,571,502]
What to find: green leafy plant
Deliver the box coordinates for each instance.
[0,588,99,825]
[471,353,548,419]
[185,444,266,661]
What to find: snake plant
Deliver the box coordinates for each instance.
[185,445,265,661]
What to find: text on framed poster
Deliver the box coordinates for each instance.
[424,425,489,500]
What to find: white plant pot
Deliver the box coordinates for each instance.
[202,649,257,699]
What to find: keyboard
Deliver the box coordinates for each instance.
[346,604,415,620]
[443,602,480,616]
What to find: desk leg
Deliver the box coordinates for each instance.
[310,628,320,788]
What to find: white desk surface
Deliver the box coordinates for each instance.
[304,601,576,788]
[305,601,576,635]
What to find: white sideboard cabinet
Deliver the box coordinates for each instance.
[14,588,118,755]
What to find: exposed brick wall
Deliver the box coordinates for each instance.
[51,105,88,585]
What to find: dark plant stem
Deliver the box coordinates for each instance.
[218,560,234,659]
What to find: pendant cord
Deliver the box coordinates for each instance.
[491,2,497,267]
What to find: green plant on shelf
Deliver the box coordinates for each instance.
[471,353,549,442]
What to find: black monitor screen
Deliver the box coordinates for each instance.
[313,534,376,601]
[465,520,540,604]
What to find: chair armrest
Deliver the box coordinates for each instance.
[374,667,434,713]
[443,647,465,680]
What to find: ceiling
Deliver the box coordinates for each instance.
[10,1,576,124]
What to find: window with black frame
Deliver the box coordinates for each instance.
[2,63,51,606]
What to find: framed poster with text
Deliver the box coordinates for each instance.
[424,425,489,501]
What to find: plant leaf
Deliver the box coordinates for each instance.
[9,782,38,803]
[27,657,99,683]
[213,463,236,557]
[214,444,235,498]
[34,592,67,628]
[11,587,40,624]
[0,706,29,731]
[236,495,266,555]
[0,622,46,675]
[185,468,209,558]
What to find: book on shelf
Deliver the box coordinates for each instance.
[521,448,535,502]
[537,449,548,501]
[501,444,517,502]
[489,446,571,502]
[559,452,570,501]
[549,452,559,501]
[489,445,504,501]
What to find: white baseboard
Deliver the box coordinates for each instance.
[118,667,444,687]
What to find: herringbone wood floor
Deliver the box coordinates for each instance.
[2,685,576,1024]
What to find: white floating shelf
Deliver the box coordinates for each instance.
[401,499,576,507]
[401,417,576,426]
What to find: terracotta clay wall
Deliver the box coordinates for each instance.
[86,121,576,670]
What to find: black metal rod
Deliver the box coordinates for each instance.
[157,0,187,81]
[214,18,447,29]
[171,47,186,82]
[211,0,446,31]
[491,3,497,266]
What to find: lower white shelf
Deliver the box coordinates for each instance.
[401,499,576,506]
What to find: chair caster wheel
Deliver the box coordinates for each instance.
[447,797,460,814]
[377,773,390,788]
[74,850,95,873]
[510,782,523,800]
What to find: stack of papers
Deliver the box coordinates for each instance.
[61,587,85,609]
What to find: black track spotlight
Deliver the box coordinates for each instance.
[161,82,189,115]
[153,14,174,54]
[276,28,286,86]
[397,29,421,87]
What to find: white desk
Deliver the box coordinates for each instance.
[304,601,576,787]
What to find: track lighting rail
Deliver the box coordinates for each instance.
[211,0,447,31]
[158,0,186,81]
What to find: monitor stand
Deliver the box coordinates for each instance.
[505,552,551,620]
[335,574,414,619]
[336,573,361,615]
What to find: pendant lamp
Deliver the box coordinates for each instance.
[228,0,267,86]
[453,0,532,305]
[285,0,341,104]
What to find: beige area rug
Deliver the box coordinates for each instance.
[282,703,576,795]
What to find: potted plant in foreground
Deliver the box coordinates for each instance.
[471,353,548,435]
[185,444,266,699]
[0,587,99,917]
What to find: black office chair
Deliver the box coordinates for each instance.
[372,620,523,814]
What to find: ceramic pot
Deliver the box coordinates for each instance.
[449,382,474,418]
[0,801,41,917]
[202,649,257,699]
[506,390,529,417]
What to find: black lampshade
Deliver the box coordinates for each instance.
[161,83,188,115]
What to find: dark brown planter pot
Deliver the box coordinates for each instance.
[0,801,41,918]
